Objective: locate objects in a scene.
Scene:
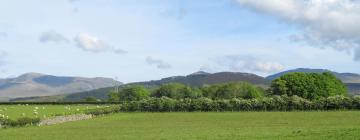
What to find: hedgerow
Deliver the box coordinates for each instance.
[0,117,40,127]
[119,95,360,112]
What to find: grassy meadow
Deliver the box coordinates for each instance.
[1,111,360,140]
[0,105,111,119]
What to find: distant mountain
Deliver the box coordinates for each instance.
[132,71,269,87]
[345,83,360,96]
[188,71,211,76]
[266,68,360,83]
[24,71,269,102]
[0,73,122,98]
[11,69,360,102]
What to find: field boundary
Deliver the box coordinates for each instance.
[39,114,93,126]
[0,102,120,105]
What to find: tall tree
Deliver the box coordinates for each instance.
[269,72,348,100]
[119,85,150,101]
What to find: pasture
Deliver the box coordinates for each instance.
[0,104,110,119]
[1,111,360,140]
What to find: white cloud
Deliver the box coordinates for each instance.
[74,33,126,54]
[39,31,69,44]
[206,55,284,74]
[145,56,171,69]
[237,0,360,61]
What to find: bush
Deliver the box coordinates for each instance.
[118,85,150,101]
[353,96,360,109]
[85,107,120,116]
[152,83,202,99]
[118,95,360,112]
[1,117,40,127]
[202,82,264,99]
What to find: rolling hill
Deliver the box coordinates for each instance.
[0,72,121,99]
[17,71,269,102]
[9,69,360,102]
[132,71,269,87]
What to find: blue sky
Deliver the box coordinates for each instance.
[0,0,359,83]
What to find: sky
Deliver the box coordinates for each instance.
[0,0,360,83]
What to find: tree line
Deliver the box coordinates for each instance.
[107,82,266,102]
[102,72,358,111]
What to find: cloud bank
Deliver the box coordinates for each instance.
[74,33,126,54]
[39,31,70,44]
[145,56,172,69]
[203,55,284,74]
[237,0,360,61]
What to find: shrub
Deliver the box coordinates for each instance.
[352,96,360,109]
[118,85,150,101]
[1,117,40,127]
[117,95,360,112]
[85,107,120,116]
[202,82,264,99]
[152,83,202,99]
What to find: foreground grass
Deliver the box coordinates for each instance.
[0,105,110,119]
[1,112,360,140]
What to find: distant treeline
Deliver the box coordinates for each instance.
[3,72,359,112]
[104,72,360,111]
[107,72,348,101]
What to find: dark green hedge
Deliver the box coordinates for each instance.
[119,95,360,112]
[0,117,40,127]
[0,102,120,105]
[85,107,120,116]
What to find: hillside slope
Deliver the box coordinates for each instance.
[132,71,269,87]
[54,71,269,101]
[0,73,121,98]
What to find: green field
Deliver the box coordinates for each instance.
[0,105,110,119]
[1,111,360,140]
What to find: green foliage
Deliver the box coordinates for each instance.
[107,90,120,102]
[1,117,40,127]
[270,72,348,100]
[150,82,264,101]
[120,95,360,112]
[119,85,150,101]
[151,83,202,99]
[202,82,264,99]
[85,106,120,116]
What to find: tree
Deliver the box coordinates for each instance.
[269,72,348,100]
[107,90,120,102]
[84,96,98,102]
[179,86,202,99]
[201,84,221,99]
[119,85,150,101]
[204,82,264,99]
[152,83,202,99]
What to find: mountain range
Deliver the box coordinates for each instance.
[132,71,269,87]
[5,68,360,102]
[0,72,121,99]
